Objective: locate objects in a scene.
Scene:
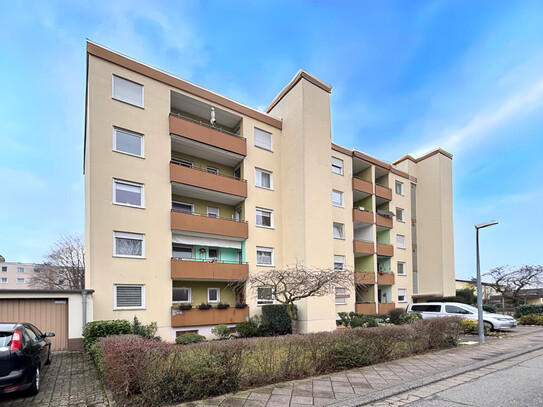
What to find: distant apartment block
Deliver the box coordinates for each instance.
[0,261,43,289]
[84,41,455,340]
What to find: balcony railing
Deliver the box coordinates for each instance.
[376,243,394,257]
[171,209,248,239]
[355,302,377,314]
[376,213,393,228]
[171,258,249,280]
[352,177,373,195]
[377,272,395,285]
[352,208,373,224]
[355,271,376,285]
[378,302,396,313]
[353,240,374,255]
[171,305,249,327]
[375,183,392,201]
[170,112,244,139]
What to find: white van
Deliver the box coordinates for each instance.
[406,302,517,330]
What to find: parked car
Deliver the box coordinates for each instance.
[406,302,517,330]
[0,323,55,395]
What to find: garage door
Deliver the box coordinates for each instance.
[0,299,69,351]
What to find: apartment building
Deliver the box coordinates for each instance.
[0,260,43,289]
[84,41,455,340]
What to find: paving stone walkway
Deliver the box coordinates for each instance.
[176,326,543,407]
[0,351,114,407]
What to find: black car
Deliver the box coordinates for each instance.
[0,323,54,395]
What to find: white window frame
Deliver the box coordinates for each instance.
[17,267,24,273]
[1,266,6,272]
[172,158,194,168]
[173,287,192,303]
[332,190,344,207]
[172,201,194,214]
[34,278,42,284]
[256,207,274,228]
[254,127,273,151]
[397,261,406,276]
[256,246,274,266]
[398,288,407,303]
[334,255,346,271]
[113,231,145,258]
[208,247,219,259]
[255,168,273,190]
[113,127,144,158]
[173,245,192,259]
[207,287,220,303]
[112,74,144,108]
[114,284,145,310]
[333,222,345,239]
[395,181,404,196]
[17,278,25,284]
[335,287,348,305]
[396,207,405,222]
[113,179,145,208]
[206,166,219,175]
[257,286,275,305]
[207,206,220,218]
[1,278,7,284]
[331,157,344,175]
[396,234,406,249]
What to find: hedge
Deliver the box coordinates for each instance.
[92,317,462,405]
[261,304,293,335]
[518,314,543,325]
[516,304,543,318]
[83,317,159,351]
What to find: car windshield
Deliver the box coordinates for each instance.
[0,332,12,348]
[461,304,479,313]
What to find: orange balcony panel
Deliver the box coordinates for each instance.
[353,240,374,255]
[170,114,247,156]
[355,303,377,314]
[352,177,373,194]
[171,306,249,327]
[375,184,392,201]
[378,272,395,285]
[377,243,394,257]
[171,210,248,239]
[378,303,396,313]
[353,209,373,224]
[171,259,248,281]
[376,214,393,229]
[170,162,247,198]
[355,272,376,285]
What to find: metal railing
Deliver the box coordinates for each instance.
[170,160,247,182]
[171,208,247,223]
[170,112,244,140]
[171,257,247,265]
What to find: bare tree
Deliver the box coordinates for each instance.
[485,265,543,305]
[34,234,85,290]
[248,262,353,334]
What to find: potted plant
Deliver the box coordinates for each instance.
[197,303,212,310]
[217,303,230,309]
[235,303,248,308]
[177,303,193,310]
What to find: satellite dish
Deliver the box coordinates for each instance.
[210,107,216,127]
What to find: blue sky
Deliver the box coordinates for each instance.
[1,1,542,280]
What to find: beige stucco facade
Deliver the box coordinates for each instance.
[84,42,455,340]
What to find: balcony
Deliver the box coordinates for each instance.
[171,258,248,281]
[376,243,394,257]
[352,177,373,195]
[377,272,395,285]
[376,213,393,229]
[353,208,373,224]
[170,113,247,157]
[171,306,249,327]
[355,272,376,285]
[170,161,247,200]
[375,184,392,201]
[355,303,377,314]
[171,210,248,239]
[353,240,374,255]
[378,303,396,313]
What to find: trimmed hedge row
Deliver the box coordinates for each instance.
[516,304,543,318]
[518,314,543,325]
[93,317,462,405]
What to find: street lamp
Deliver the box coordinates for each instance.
[475,220,499,344]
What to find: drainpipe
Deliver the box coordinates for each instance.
[82,290,88,330]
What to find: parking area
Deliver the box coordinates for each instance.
[0,351,114,407]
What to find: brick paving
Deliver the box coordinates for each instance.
[0,351,114,407]
[175,326,543,407]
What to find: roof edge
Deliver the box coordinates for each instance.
[393,148,453,165]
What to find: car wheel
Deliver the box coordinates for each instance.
[27,365,40,395]
[484,321,494,332]
[45,349,52,365]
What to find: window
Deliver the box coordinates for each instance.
[207,207,219,218]
[396,207,405,222]
[335,288,348,304]
[114,179,144,207]
[256,208,273,228]
[332,190,344,207]
[1,278,7,284]
[333,222,345,239]
[257,286,275,305]
[114,284,145,309]
[172,158,193,168]
[17,278,24,284]
[398,289,407,303]
[208,287,220,303]
[331,157,344,175]
[334,255,345,270]
[397,262,406,275]
[173,287,191,303]
[395,181,404,195]
[172,201,193,213]
[396,234,406,249]
[59,279,65,285]
[114,232,145,258]
[173,246,192,259]
[206,166,219,175]
[17,267,24,273]
[113,128,143,157]
[256,247,274,266]
[445,305,472,315]
[208,248,219,259]
[34,279,41,284]
[254,127,272,151]
[112,75,144,107]
[1,266,7,272]
[255,168,272,189]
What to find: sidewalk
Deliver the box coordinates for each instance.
[175,326,543,407]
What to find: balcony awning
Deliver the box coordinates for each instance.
[172,234,242,249]
[376,209,395,218]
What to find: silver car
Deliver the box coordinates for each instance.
[406,302,517,330]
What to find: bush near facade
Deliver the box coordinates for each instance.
[261,304,293,335]
[518,314,543,325]
[175,333,206,345]
[482,304,498,313]
[337,312,386,328]
[235,319,259,338]
[83,317,158,351]
[92,318,462,405]
[211,324,231,340]
[516,304,543,318]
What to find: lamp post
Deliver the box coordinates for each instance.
[475,221,498,344]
